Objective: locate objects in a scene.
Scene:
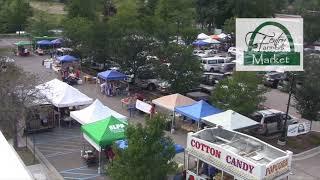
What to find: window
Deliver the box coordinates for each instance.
[208,60,217,64]
[218,59,225,63]
[252,114,263,122]
[202,60,207,64]
[264,114,281,123]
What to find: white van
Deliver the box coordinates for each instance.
[201,56,228,72]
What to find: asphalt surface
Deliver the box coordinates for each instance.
[1,37,319,180]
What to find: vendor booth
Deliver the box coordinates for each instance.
[97,70,128,96]
[186,128,293,180]
[202,110,259,131]
[192,40,210,47]
[54,55,81,85]
[70,99,127,124]
[13,41,32,56]
[36,40,54,55]
[81,116,127,173]
[152,93,195,132]
[175,100,222,131]
[36,79,93,126]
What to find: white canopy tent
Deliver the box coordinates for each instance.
[70,99,127,124]
[202,110,259,130]
[0,131,33,180]
[36,79,93,108]
[218,33,227,39]
[197,33,210,40]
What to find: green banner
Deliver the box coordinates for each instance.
[244,51,300,66]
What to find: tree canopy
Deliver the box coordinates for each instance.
[210,72,267,116]
[109,114,177,180]
[294,54,320,120]
[0,0,32,33]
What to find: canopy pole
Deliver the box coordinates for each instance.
[98,150,101,174]
[197,121,200,130]
[58,108,61,128]
[171,111,175,134]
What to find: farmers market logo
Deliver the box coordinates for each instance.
[236,18,303,71]
[244,21,300,66]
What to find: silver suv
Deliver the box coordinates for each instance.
[251,109,298,135]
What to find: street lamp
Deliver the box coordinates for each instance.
[278,72,295,145]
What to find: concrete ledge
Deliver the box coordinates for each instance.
[23,136,64,180]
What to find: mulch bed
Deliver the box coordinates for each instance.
[254,131,320,154]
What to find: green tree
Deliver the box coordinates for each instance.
[27,12,53,36]
[0,60,43,148]
[67,0,97,20]
[62,17,94,56]
[291,0,320,43]
[155,0,196,44]
[155,45,202,93]
[223,16,235,34]
[294,55,320,121]
[0,0,32,33]
[109,114,177,180]
[195,0,233,32]
[210,72,267,116]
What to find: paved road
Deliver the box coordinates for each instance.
[1,37,319,180]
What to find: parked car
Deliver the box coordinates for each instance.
[218,62,235,74]
[201,56,229,72]
[250,109,298,135]
[263,72,285,88]
[200,72,229,93]
[228,47,241,56]
[193,49,218,58]
[128,66,169,91]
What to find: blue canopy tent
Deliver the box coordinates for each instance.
[51,38,62,45]
[57,55,78,63]
[37,40,54,46]
[174,100,222,129]
[192,40,209,47]
[97,70,127,81]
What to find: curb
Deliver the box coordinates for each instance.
[23,136,64,180]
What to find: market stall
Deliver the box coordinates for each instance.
[175,100,222,131]
[192,40,210,47]
[152,93,196,132]
[36,40,54,55]
[186,127,293,180]
[51,38,62,47]
[55,55,81,84]
[202,110,259,131]
[36,79,93,126]
[70,99,127,124]
[81,116,127,173]
[97,70,128,96]
[13,41,32,56]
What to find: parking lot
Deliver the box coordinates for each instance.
[33,126,106,180]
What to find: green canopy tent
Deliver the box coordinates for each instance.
[14,41,33,46]
[81,116,128,173]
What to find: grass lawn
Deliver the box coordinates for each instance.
[30,1,66,15]
[15,147,39,166]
